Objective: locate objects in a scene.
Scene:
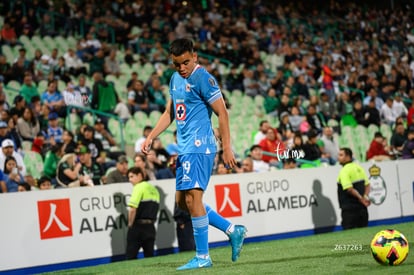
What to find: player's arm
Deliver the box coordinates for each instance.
[341,170,370,207]
[128,187,143,227]
[363,172,371,204]
[210,97,237,169]
[128,207,137,228]
[141,99,173,154]
[346,186,371,207]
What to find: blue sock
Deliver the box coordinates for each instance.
[205,204,232,234]
[192,215,209,257]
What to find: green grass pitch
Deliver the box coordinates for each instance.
[43,222,413,275]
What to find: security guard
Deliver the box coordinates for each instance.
[126,167,160,259]
[337,147,371,229]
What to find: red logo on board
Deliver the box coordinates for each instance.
[37,199,73,240]
[215,183,242,218]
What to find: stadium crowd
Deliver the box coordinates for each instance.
[0,0,414,192]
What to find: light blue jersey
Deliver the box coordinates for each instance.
[170,65,222,155]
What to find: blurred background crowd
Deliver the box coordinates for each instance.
[0,0,414,192]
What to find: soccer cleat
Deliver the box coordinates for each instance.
[229,225,247,262]
[176,256,213,271]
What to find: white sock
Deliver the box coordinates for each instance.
[226,224,235,235]
[197,254,210,260]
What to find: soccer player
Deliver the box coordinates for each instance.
[337,147,371,229]
[141,38,247,270]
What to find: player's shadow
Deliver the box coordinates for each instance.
[311,179,337,234]
[155,186,175,255]
[110,192,128,261]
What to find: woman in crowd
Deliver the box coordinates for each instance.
[3,156,25,192]
[16,107,40,141]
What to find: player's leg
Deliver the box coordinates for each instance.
[125,226,140,260]
[341,209,357,229]
[357,208,369,228]
[141,225,156,258]
[176,154,212,270]
[186,189,209,256]
[205,204,247,262]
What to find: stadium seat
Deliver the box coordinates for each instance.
[42,36,57,51]
[55,36,70,52]
[353,125,368,140]
[21,141,33,151]
[108,117,124,145]
[149,110,162,124]
[105,74,118,84]
[66,36,77,49]
[3,86,18,105]
[23,151,44,179]
[31,35,49,55]
[327,119,339,128]
[65,113,81,134]
[1,45,14,63]
[6,80,21,91]
[254,95,264,107]
[37,80,48,94]
[82,112,94,126]
[232,89,243,99]
[124,118,139,145]
[159,131,174,148]
[380,124,392,140]
[57,79,66,91]
[133,111,149,127]
[19,35,32,49]
[367,124,379,136]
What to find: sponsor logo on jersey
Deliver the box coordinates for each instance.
[186,83,191,92]
[176,104,186,120]
[208,77,216,86]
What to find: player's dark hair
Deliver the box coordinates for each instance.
[127,166,144,177]
[170,38,194,56]
[340,147,353,159]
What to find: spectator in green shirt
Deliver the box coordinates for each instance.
[19,74,39,104]
[43,142,64,186]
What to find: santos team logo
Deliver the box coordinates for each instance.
[37,199,73,240]
[215,183,242,218]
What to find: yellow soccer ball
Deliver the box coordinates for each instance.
[370,229,409,266]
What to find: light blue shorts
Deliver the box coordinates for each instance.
[176,153,215,191]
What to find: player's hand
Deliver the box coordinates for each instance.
[360,197,371,207]
[222,149,237,170]
[141,138,153,154]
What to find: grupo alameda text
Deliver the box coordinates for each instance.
[246,180,317,213]
[78,194,171,234]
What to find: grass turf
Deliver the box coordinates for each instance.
[43,222,413,275]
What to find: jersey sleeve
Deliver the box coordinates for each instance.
[199,72,222,105]
[338,167,353,190]
[128,184,144,208]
